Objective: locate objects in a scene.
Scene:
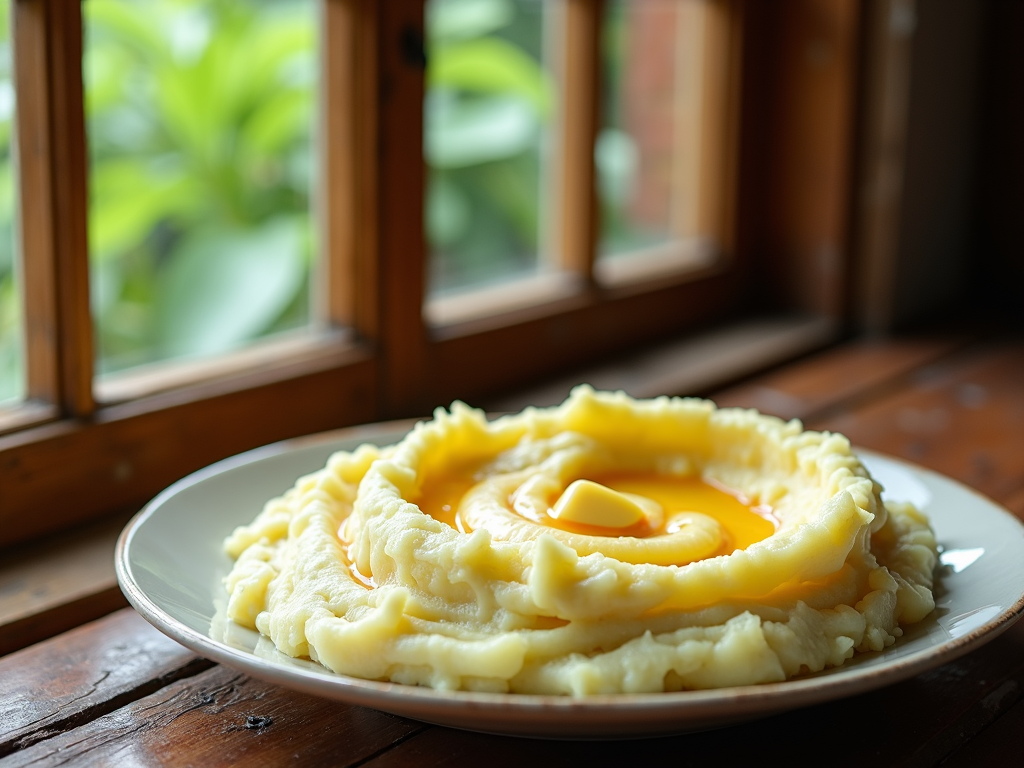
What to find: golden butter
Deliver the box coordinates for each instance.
[550,479,648,529]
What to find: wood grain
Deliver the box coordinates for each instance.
[713,334,969,421]
[809,342,1024,503]
[0,513,128,656]
[0,609,210,758]
[0,583,127,661]
[3,664,426,768]
[0,351,377,550]
[942,687,1024,768]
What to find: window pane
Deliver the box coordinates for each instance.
[598,0,696,258]
[0,0,21,404]
[85,0,317,377]
[425,0,556,297]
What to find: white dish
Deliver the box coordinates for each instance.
[116,425,1024,738]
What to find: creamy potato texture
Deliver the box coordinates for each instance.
[223,387,937,695]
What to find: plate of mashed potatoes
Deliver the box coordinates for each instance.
[117,387,1024,737]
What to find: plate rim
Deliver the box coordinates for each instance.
[115,430,1024,736]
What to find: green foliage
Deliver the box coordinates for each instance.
[0,0,560,400]
[425,0,554,294]
[86,0,315,374]
[0,0,20,403]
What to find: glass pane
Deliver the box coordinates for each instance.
[85,0,317,376]
[0,0,21,404]
[425,0,556,297]
[598,0,692,258]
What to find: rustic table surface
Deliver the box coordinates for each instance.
[2,331,1023,767]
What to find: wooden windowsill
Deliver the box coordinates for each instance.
[593,238,717,289]
[425,245,726,341]
[425,271,588,331]
[94,328,358,407]
[483,313,839,412]
[0,400,59,438]
[0,511,132,657]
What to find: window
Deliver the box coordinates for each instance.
[0,0,860,551]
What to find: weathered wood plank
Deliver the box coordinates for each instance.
[0,609,209,757]
[888,621,1024,767]
[0,586,127,663]
[713,335,967,421]
[809,342,1024,503]
[942,687,1024,768]
[3,665,426,768]
[363,620,1024,768]
[0,513,129,657]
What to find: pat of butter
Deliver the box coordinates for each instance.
[550,479,649,528]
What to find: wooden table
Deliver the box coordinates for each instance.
[3,332,1023,767]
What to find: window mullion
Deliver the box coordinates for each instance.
[321,0,380,341]
[14,0,94,418]
[694,0,742,257]
[558,0,603,280]
[376,0,428,418]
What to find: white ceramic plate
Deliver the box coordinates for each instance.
[116,427,1024,738]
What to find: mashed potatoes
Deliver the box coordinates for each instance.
[223,387,937,695]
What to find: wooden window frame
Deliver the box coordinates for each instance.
[0,0,863,552]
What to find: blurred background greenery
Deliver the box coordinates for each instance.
[85,0,316,376]
[425,0,553,295]
[0,0,661,404]
[0,0,19,403]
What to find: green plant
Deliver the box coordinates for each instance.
[86,0,315,373]
[425,0,554,294]
[0,0,20,403]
